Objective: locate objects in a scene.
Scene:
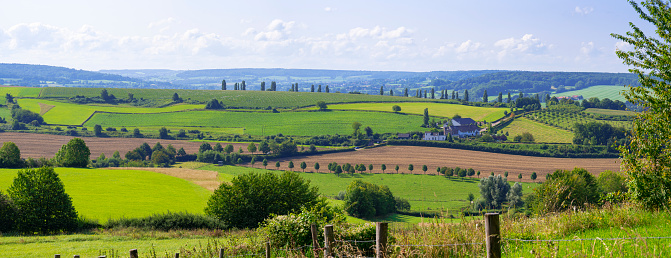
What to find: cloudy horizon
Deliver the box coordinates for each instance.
[0,0,650,73]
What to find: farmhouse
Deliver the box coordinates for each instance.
[397,133,411,140]
[443,117,481,138]
[423,131,446,141]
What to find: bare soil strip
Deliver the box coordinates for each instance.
[257,146,621,182]
[38,102,56,115]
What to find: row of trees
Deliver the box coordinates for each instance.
[221,79,333,93]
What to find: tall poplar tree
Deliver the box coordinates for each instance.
[221,79,226,90]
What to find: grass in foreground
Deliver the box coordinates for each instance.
[501,117,574,143]
[0,168,211,222]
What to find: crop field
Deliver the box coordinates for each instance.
[39,87,448,108]
[552,85,628,102]
[500,117,574,143]
[0,168,211,222]
[204,165,533,214]
[83,110,426,136]
[585,108,636,116]
[523,109,632,131]
[16,98,203,125]
[314,102,507,122]
[0,132,265,159]
[0,86,42,102]
[258,146,620,182]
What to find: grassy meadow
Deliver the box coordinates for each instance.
[0,86,42,104]
[552,85,628,102]
[83,110,426,136]
[501,117,574,143]
[0,168,211,222]
[315,102,507,121]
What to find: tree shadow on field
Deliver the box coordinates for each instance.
[444,177,480,184]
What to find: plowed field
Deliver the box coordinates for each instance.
[261,146,621,182]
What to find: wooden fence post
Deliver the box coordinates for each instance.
[174,253,179,258]
[323,224,334,258]
[219,248,225,258]
[73,256,80,258]
[376,222,388,258]
[485,213,501,258]
[265,241,271,258]
[311,224,319,257]
[129,249,138,258]
[54,255,60,258]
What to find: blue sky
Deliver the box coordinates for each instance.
[0,0,649,72]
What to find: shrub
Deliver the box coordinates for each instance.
[105,212,226,231]
[0,141,24,168]
[53,138,90,168]
[7,167,78,233]
[262,202,344,248]
[597,170,627,195]
[205,171,320,228]
[395,196,411,211]
[507,182,524,208]
[105,127,117,132]
[478,174,510,209]
[344,180,396,218]
[533,167,599,214]
[0,192,17,232]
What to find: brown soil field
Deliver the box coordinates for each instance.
[257,146,621,182]
[0,132,259,158]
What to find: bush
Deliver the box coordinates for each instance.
[205,171,320,228]
[262,202,344,248]
[0,192,17,232]
[395,196,411,211]
[11,108,43,124]
[105,212,226,231]
[53,138,91,168]
[344,180,396,218]
[7,167,78,233]
[478,174,510,209]
[597,170,627,195]
[532,167,599,214]
[0,141,24,168]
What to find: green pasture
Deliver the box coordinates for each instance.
[16,98,203,125]
[0,168,211,222]
[39,87,448,109]
[311,102,507,122]
[501,117,574,143]
[83,110,426,136]
[0,86,42,103]
[585,108,636,116]
[206,165,535,214]
[552,85,628,102]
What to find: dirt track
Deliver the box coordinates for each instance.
[0,132,256,158]
[260,146,621,182]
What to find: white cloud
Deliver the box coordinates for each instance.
[324,7,333,12]
[455,40,482,53]
[574,6,594,15]
[494,34,551,60]
[254,19,295,41]
[615,41,633,52]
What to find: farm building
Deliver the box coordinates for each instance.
[443,117,481,138]
[397,133,411,140]
[423,131,446,141]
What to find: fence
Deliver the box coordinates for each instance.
[53,213,671,258]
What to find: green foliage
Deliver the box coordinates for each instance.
[344,180,396,218]
[94,124,103,136]
[0,192,17,232]
[205,171,320,228]
[53,138,91,168]
[573,121,626,145]
[205,99,224,109]
[0,142,24,168]
[199,142,212,153]
[158,127,169,139]
[7,167,78,233]
[532,168,599,214]
[261,201,344,248]
[317,101,327,110]
[597,170,627,195]
[394,196,411,211]
[612,0,671,210]
[477,175,510,209]
[507,182,524,208]
[392,105,401,112]
[105,212,225,231]
[11,108,43,124]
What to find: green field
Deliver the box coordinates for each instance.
[39,87,449,109]
[523,110,632,131]
[585,108,636,116]
[207,165,534,214]
[552,85,628,102]
[316,102,507,122]
[84,110,426,136]
[16,98,204,125]
[0,86,42,100]
[0,168,211,222]
[501,117,574,143]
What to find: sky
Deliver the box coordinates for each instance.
[0,0,652,72]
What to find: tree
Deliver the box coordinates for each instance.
[259,141,270,154]
[247,142,257,154]
[263,158,268,169]
[507,182,524,208]
[392,105,401,112]
[8,167,78,233]
[288,161,294,171]
[205,171,320,228]
[368,164,373,173]
[151,150,171,167]
[199,142,212,153]
[325,85,330,93]
[380,86,384,95]
[241,80,246,90]
[483,90,488,103]
[507,92,511,103]
[518,173,523,182]
[498,92,503,103]
[317,85,322,92]
[423,108,429,126]
[221,79,226,90]
[531,172,537,182]
[395,165,399,174]
[159,127,169,139]
[0,142,23,168]
[275,161,281,170]
[504,171,509,179]
[478,174,510,209]
[172,92,181,102]
[270,81,277,91]
[390,89,394,96]
[408,164,414,173]
[458,168,467,180]
[317,101,328,110]
[464,90,469,102]
[5,93,14,104]
[422,165,428,174]
[213,143,223,152]
[364,126,373,137]
[224,144,234,154]
[344,180,396,218]
[314,162,320,172]
[298,161,307,172]
[94,124,103,137]
[335,165,343,176]
[404,88,409,97]
[352,122,362,135]
[133,128,142,137]
[533,168,598,214]
[381,164,386,173]
[477,171,481,178]
[54,138,90,168]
